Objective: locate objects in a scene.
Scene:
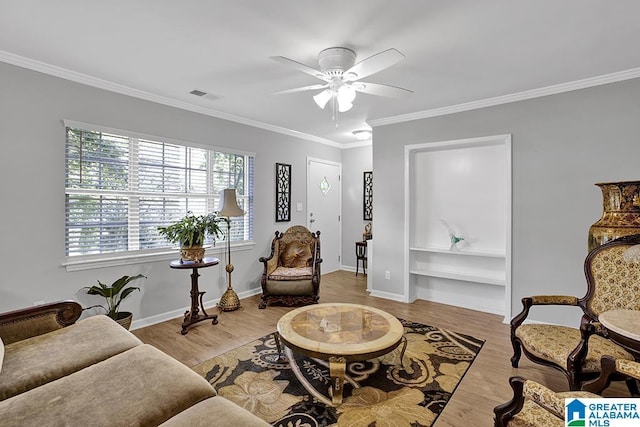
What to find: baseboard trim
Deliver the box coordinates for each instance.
[417,296,505,318]
[130,288,263,330]
[367,289,408,303]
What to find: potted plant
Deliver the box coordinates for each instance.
[83,274,146,330]
[157,211,223,262]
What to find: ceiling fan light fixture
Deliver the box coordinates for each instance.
[353,130,372,141]
[336,85,356,111]
[338,101,353,112]
[273,46,411,123]
[313,89,332,109]
[337,85,356,103]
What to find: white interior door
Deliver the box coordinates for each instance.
[307,158,341,273]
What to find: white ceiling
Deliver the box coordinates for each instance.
[2,1,640,146]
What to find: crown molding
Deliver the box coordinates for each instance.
[7,50,639,147]
[341,140,372,149]
[0,50,342,148]
[369,67,640,127]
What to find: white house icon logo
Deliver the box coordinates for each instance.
[566,399,586,426]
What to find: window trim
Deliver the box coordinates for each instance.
[61,241,255,272]
[62,120,255,271]
[63,120,256,158]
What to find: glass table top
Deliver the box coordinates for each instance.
[277,303,404,356]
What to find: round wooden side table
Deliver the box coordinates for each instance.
[170,257,220,335]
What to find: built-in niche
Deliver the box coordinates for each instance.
[404,134,512,320]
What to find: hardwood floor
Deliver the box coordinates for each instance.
[133,270,628,426]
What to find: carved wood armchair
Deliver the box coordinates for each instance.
[494,355,640,426]
[510,234,640,390]
[258,225,322,309]
[494,376,598,427]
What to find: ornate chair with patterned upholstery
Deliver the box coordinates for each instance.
[494,376,599,427]
[258,225,322,309]
[510,234,640,391]
[494,355,640,426]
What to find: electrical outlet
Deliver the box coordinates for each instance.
[385,271,391,280]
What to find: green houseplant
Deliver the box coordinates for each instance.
[157,212,223,262]
[83,274,146,330]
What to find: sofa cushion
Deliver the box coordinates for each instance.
[279,241,311,268]
[0,314,142,401]
[160,396,270,426]
[0,344,217,426]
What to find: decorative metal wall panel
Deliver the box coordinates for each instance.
[276,163,291,222]
[364,171,373,220]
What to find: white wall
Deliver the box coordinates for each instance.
[0,62,341,325]
[372,78,640,326]
[341,145,372,269]
[411,143,507,251]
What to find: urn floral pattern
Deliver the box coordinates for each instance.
[589,181,640,251]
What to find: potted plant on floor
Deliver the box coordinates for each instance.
[157,211,223,262]
[83,274,146,330]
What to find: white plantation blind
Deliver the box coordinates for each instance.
[65,124,254,257]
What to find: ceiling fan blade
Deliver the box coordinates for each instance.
[353,82,413,98]
[344,48,405,81]
[272,84,328,95]
[270,56,328,81]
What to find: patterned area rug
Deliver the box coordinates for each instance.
[193,319,484,426]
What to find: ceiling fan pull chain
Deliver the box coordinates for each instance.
[332,96,337,123]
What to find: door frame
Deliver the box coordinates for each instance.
[306,157,342,273]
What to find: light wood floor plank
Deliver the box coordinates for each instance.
[132,270,628,426]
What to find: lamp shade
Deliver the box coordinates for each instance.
[313,89,332,109]
[217,189,244,217]
[337,85,356,112]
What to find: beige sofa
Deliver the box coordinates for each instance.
[0,301,268,426]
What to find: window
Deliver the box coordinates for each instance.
[64,122,254,259]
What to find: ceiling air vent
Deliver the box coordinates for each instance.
[189,89,207,97]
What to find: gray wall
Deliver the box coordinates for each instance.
[5,57,638,328]
[372,78,640,326]
[0,62,342,322]
[341,145,372,269]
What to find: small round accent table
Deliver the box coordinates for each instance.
[170,257,220,335]
[599,309,640,358]
[276,303,405,405]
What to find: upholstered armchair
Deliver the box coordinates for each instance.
[510,235,640,390]
[494,376,598,427]
[258,225,322,309]
[494,355,640,426]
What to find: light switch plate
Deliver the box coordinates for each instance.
[296,202,303,212]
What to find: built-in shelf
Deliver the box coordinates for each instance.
[404,134,511,318]
[410,246,505,258]
[409,266,505,286]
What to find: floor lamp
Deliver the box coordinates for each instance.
[217,189,244,311]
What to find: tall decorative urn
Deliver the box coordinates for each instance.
[588,181,640,251]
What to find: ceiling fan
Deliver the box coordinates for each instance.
[271,47,413,116]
